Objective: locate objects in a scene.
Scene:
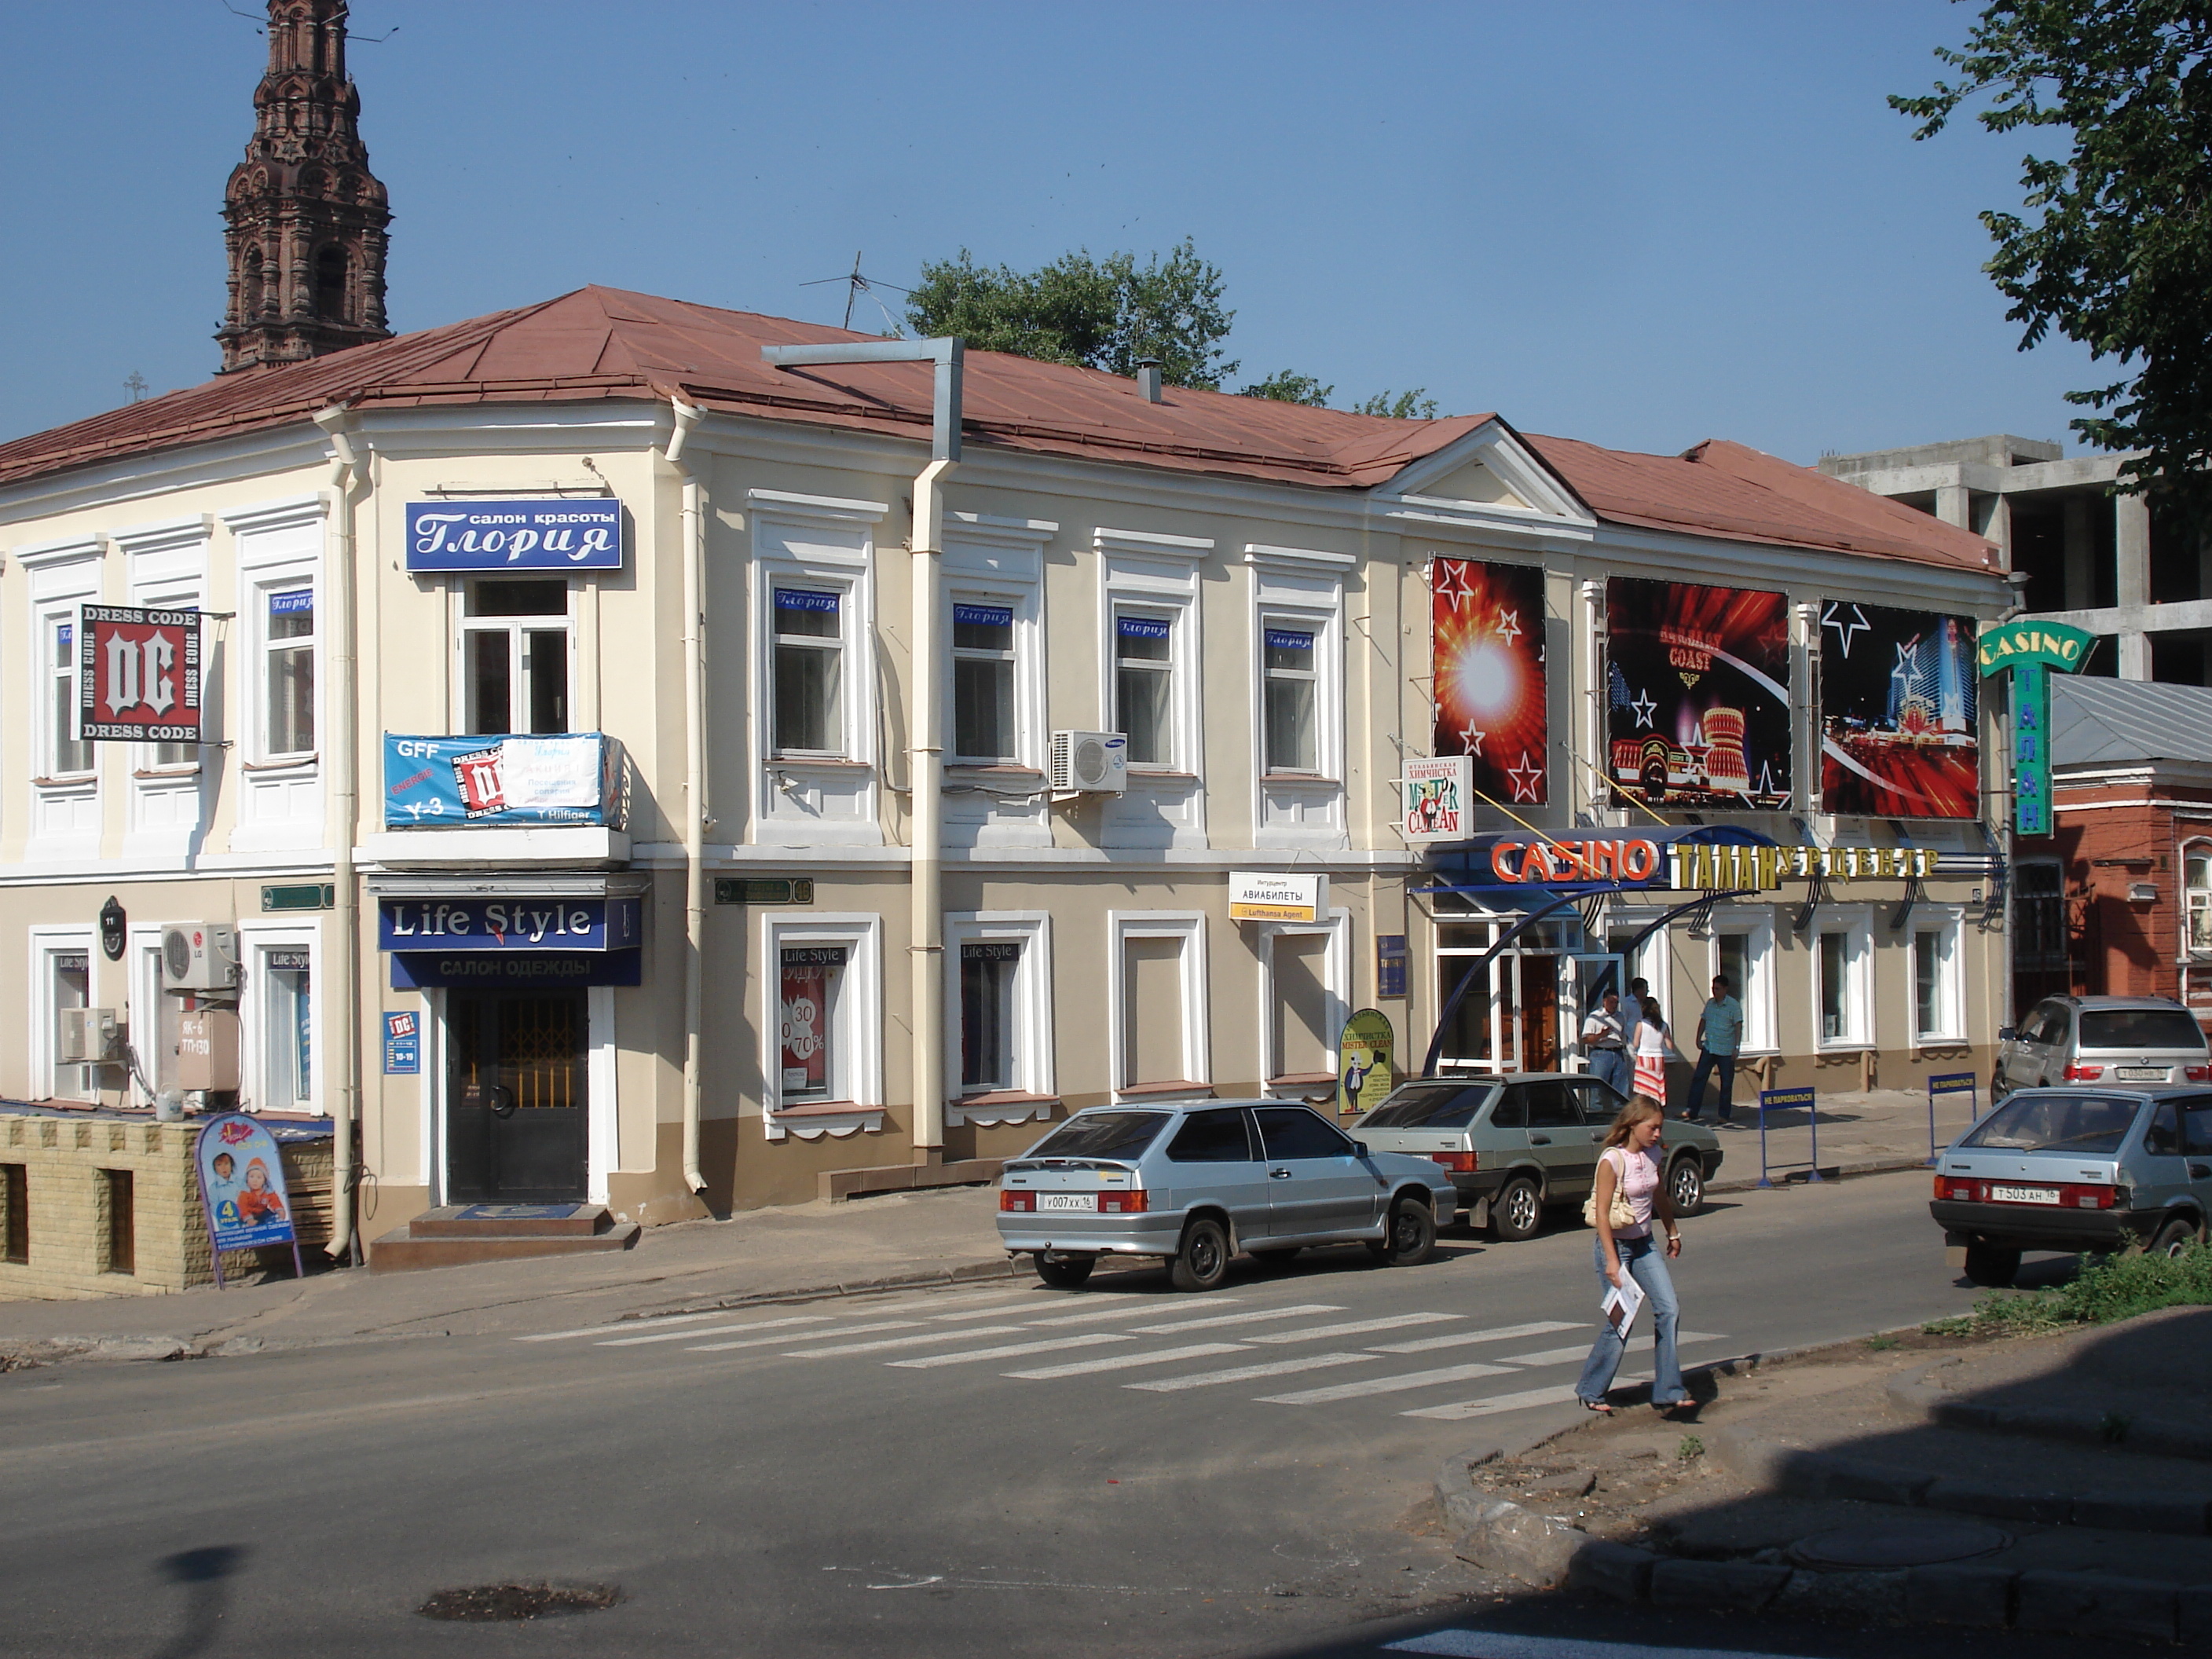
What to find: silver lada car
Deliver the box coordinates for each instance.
[996,1101,1456,1292]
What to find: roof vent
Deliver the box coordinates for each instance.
[1136,359,1163,403]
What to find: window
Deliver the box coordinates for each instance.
[1115,610,1174,765]
[263,587,315,757]
[1029,1111,1171,1161]
[462,580,569,735]
[1166,1108,1257,1163]
[46,614,89,778]
[778,946,847,1101]
[951,602,1016,762]
[101,1170,134,1276]
[1914,931,1943,1039]
[261,948,313,1111]
[2014,861,2068,970]
[2187,844,2212,958]
[51,949,90,1101]
[1262,918,1348,1085]
[763,913,884,1132]
[1815,914,1873,1047]
[1818,932,1848,1042]
[945,914,1053,1115]
[1520,1080,1580,1129]
[959,941,1020,1092]
[1110,913,1209,1098]
[1262,623,1318,772]
[772,588,843,754]
[1717,936,1749,1009]
[1254,1104,1354,1160]
[2,1165,25,1264]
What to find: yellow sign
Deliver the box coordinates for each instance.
[1665,843,1937,892]
[1229,871,1327,923]
[1338,1009,1395,1119]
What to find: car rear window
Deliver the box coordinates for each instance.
[2078,1009,2210,1052]
[1960,1093,2143,1154]
[1360,1083,1491,1130]
[1027,1111,1169,1161]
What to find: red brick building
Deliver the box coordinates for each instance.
[2015,677,2212,1030]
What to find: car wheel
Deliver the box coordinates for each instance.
[1167,1217,1232,1292]
[1963,1243,2020,1287]
[1034,1250,1095,1290]
[1668,1155,1705,1218]
[1368,1196,1437,1267]
[2150,1218,2201,1259]
[1492,1176,1544,1243]
[1249,1247,1302,1270]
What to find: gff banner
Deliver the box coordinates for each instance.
[76,604,202,743]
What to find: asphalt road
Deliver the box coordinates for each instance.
[0,1169,2042,1659]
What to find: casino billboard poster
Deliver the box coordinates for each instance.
[1432,558,1547,805]
[1818,602,1979,819]
[1605,578,1790,810]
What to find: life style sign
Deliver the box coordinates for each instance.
[75,604,203,742]
[378,896,641,952]
[405,500,624,572]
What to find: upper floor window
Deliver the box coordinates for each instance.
[772,588,844,755]
[1115,610,1175,767]
[463,580,569,735]
[262,587,316,758]
[46,615,90,778]
[1262,622,1319,773]
[951,601,1016,762]
[2187,844,2212,958]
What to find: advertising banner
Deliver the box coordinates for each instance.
[382,1011,420,1075]
[1401,755,1471,843]
[1605,579,1790,810]
[75,604,203,742]
[194,1112,302,1285]
[1431,558,1547,804]
[383,732,623,828]
[1818,603,1979,819]
[1337,1009,1396,1119]
[404,500,623,572]
[779,947,847,1097]
[1229,871,1328,923]
[378,895,640,952]
[1977,619,2092,837]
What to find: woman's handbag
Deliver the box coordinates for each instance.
[1582,1152,1639,1230]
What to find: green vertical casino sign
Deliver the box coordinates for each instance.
[1976,619,2093,836]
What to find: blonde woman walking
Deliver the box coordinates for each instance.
[1576,1095,1690,1416]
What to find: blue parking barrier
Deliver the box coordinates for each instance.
[1926,1071,1979,1166]
[1756,1086,1820,1188]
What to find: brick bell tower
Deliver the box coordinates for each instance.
[217,0,391,373]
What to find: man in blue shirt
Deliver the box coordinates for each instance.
[1685,974,1745,1125]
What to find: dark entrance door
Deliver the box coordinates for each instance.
[445,991,588,1203]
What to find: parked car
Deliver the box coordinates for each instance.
[1350,1072,1722,1241]
[1929,1085,2212,1286]
[1994,995,2210,1100]
[995,1101,1456,1292]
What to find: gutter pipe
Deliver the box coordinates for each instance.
[312,404,363,1261]
[666,398,711,1198]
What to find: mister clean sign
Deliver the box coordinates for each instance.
[405,500,624,571]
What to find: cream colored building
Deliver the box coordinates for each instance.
[0,287,2012,1269]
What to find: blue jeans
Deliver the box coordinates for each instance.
[1590,1048,1631,1101]
[1686,1049,1737,1122]
[1576,1233,1686,1408]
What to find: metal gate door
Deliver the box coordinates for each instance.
[445,991,588,1204]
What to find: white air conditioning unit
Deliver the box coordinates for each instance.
[160,923,239,992]
[57,1007,124,1064]
[1049,730,1129,795]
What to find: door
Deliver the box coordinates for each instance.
[1518,956,1560,1075]
[446,991,588,1204]
[2137,1100,2193,1221]
[1520,1079,1595,1199]
[1159,1107,1273,1247]
[1254,1104,1382,1240]
[2006,1000,2068,1090]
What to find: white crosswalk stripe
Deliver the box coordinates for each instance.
[1023,1298,1240,1327]
[786,1324,1027,1358]
[1257,1361,1517,1405]
[1124,1351,1371,1393]
[889,1333,1130,1369]
[1126,1303,1345,1335]
[1401,1384,1583,1419]
[1367,1320,1585,1355]
[1001,1342,1248,1380]
[597,1314,837,1347]
[1499,1332,1730,1368]
[1242,1312,1460,1345]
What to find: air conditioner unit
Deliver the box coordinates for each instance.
[57,1007,124,1064]
[1049,730,1129,795]
[160,923,239,992]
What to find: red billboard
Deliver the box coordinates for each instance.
[1605,579,1791,810]
[77,604,202,743]
[1818,602,1980,818]
[1432,558,1547,805]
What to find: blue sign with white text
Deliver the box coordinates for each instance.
[405,500,624,571]
[378,896,642,953]
[383,732,622,828]
[383,1010,420,1075]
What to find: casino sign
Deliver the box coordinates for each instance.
[1426,827,1936,897]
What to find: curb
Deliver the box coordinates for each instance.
[1888,1357,2212,1462]
[1707,1154,1928,1196]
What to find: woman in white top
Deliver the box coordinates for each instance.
[1630,1000,1676,1109]
[1575,1094,1690,1415]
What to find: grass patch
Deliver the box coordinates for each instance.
[1946,1239,2212,1336]
[1865,1335,1899,1351]
[1676,1435,1705,1462]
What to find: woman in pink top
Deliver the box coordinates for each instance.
[1575,1095,1690,1415]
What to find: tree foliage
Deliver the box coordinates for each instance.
[903,239,1239,390]
[1353,388,1441,419]
[1240,370,1335,405]
[1894,2,2212,504]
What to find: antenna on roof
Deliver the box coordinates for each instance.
[800,251,909,335]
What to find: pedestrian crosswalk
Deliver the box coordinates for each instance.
[515,1287,1728,1419]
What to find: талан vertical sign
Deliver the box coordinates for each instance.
[77,604,202,743]
[1975,620,2093,837]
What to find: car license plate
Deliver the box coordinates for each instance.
[1988,1185,2060,1205]
[1038,1193,1096,1212]
[2118,1067,2166,1081]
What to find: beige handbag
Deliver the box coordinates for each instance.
[1582,1149,1639,1229]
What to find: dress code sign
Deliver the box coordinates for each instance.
[77,604,202,742]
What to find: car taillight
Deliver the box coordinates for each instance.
[2063,1064,2105,1081]
[2061,1182,2119,1209]
[2187,1066,2211,1082]
[1099,1189,1148,1214]
[1430,1151,1479,1173]
[1935,1175,1979,1201]
[999,1190,1035,1212]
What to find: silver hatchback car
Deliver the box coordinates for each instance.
[1995,996,2210,1098]
[995,1101,1457,1292]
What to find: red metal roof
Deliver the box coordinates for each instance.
[0,284,1995,571]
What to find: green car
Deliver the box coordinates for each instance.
[1350,1072,1723,1241]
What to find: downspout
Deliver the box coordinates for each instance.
[910,455,955,1163]
[666,399,711,1198]
[312,404,364,1261]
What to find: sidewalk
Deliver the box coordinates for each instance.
[1686,1082,1969,1189]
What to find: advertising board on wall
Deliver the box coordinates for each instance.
[1605,579,1790,810]
[383,733,624,828]
[404,500,624,572]
[1431,558,1547,805]
[1229,871,1328,923]
[193,1111,303,1286]
[75,604,203,743]
[1401,756,1471,844]
[1818,602,1979,819]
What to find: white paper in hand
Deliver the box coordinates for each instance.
[1601,1274,1645,1340]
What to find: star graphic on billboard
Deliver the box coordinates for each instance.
[1506,753,1544,802]
[1822,602,1870,659]
[1431,558,1474,611]
[1458,722,1486,757]
[1492,607,1522,646]
[1629,689,1657,729]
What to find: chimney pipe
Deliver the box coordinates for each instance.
[1136,358,1163,402]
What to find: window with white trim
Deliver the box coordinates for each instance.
[945,913,1055,1108]
[30,930,97,1102]
[461,580,569,735]
[258,945,314,1111]
[951,599,1017,762]
[1909,907,1965,1043]
[2186,842,2212,958]
[1262,915,1350,1084]
[771,587,845,756]
[1108,912,1210,1097]
[1115,609,1176,766]
[778,944,846,1101]
[1710,910,1777,1052]
[262,585,316,758]
[43,613,90,779]
[1262,621,1319,773]
[1815,910,1874,1047]
[761,914,884,1129]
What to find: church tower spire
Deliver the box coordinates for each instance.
[217,0,392,373]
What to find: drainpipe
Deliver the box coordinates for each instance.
[759,339,963,1165]
[312,404,364,1261]
[666,399,711,1199]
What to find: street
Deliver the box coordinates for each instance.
[0,1168,2023,1659]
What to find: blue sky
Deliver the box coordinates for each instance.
[0,1,2101,466]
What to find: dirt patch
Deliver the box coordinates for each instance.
[417,1581,623,1621]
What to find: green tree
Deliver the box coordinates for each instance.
[1894,2,2212,505]
[903,238,1240,390]
[1353,388,1440,419]
[1240,370,1335,405]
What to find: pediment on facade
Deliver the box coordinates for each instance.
[1371,418,1595,527]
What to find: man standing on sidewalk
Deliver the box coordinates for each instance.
[1684,974,1744,1125]
[1580,989,1632,1101]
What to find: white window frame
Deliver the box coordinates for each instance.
[760,911,884,1141]
[225,496,328,765]
[16,537,104,793]
[112,516,212,780]
[451,577,577,737]
[1707,906,1778,1055]
[1107,910,1211,1101]
[1906,904,1967,1046]
[126,925,186,1106]
[236,921,322,1115]
[28,925,98,1103]
[1257,909,1351,1090]
[947,591,1020,763]
[1246,546,1349,783]
[943,911,1056,1126]
[1811,906,1875,1050]
[254,577,319,763]
[1098,528,1207,778]
[2184,837,2212,960]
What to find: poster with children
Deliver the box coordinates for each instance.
[195,1112,298,1253]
